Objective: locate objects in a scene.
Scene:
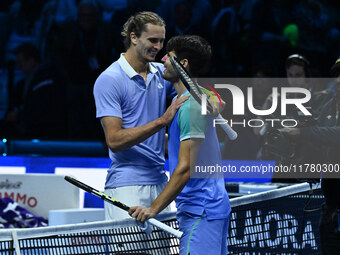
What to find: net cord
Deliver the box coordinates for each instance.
[230,182,318,208]
[0,212,176,241]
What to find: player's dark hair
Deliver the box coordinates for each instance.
[166,35,212,77]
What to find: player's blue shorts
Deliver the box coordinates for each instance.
[177,211,230,255]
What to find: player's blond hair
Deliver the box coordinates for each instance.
[121,12,165,49]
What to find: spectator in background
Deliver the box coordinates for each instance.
[254,54,313,157]
[260,54,331,117]
[291,0,329,75]
[324,0,340,67]
[9,0,46,37]
[166,0,210,39]
[1,42,66,139]
[250,0,292,75]
[284,54,332,116]
[0,0,15,67]
[53,0,78,23]
[49,0,115,139]
[159,0,212,63]
[251,62,275,109]
[256,55,333,182]
[37,0,78,62]
[210,1,241,76]
[317,58,340,255]
[280,57,340,254]
[50,0,114,85]
[157,0,213,40]
[166,1,194,37]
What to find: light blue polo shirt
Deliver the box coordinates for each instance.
[168,91,231,220]
[93,54,176,188]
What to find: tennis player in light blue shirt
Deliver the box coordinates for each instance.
[94,53,174,188]
[93,12,189,221]
[168,91,231,220]
[130,35,231,255]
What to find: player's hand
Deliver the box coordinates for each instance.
[129,206,157,223]
[160,94,189,126]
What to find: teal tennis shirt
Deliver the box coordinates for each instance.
[168,91,231,220]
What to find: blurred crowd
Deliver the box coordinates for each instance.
[0,0,339,142]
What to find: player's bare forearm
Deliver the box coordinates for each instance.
[102,116,167,152]
[102,95,188,153]
[129,139,202,222]
[152,164,190,212]
[149,139,194,214]
[129,163,190,222]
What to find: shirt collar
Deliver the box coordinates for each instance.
[178,90,189,98]
[182,90,190,96]
[173,90,189,102]
[118,53,158,79]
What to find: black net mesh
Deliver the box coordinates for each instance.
[0,184,324,255]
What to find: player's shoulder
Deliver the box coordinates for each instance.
[183,96,201,109]
[178,96,204,118]
[94,61,125,95]
[95,62,123,85]
[100,61,122,79]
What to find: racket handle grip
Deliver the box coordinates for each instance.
[216,114,238,140]
[147,218,183,238]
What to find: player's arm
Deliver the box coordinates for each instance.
[102,95,189,152]
[129,138,202,222]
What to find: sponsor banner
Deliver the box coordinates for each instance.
[0,174,79,218]
[228,188,324,254]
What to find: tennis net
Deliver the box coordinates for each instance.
[0,182,324,254]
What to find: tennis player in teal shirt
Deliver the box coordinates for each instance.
[130,35,231,255]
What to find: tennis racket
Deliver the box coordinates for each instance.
[64,176,183,238]
[170,56,237,140]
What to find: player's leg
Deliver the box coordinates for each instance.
[104,185,143,220]
[104,183,169,220]
[178,211,229,255]
[104,183,170,254]
[220,214,230,255]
